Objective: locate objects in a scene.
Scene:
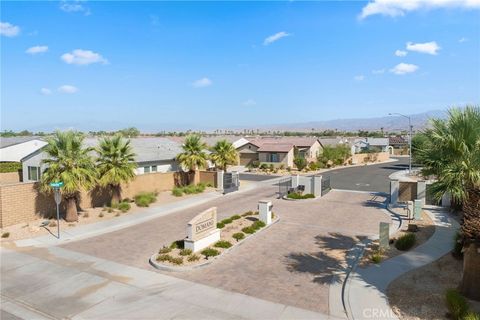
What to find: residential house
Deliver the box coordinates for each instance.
[388,136,408,149]
[233,138,259,166]
[352,137,389,154]
[21,137,183,183]
[0,137,47,163]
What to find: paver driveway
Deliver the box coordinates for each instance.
[63,188,390,314]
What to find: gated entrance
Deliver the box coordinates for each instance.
[277,177,292,198]
[321,176,331,196]
[223,172,240,194]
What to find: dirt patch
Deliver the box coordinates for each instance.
[387,253,463,319]
[360,210,435,267]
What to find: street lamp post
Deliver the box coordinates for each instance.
[389,113,412,174]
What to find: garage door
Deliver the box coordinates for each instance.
[239,153,258,166]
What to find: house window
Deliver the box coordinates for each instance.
[151,165,157,172]
[144,166,150,173]
[269,153,279,162]
[28,166,40,181]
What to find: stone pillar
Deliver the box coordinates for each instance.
[291,175,299,189]
[216,170,224,192]
[258,200,272,225]
[407,201,414,220]
[414,199,423,220]
[313,175,322,198]
[417,181,426,205]
[390,180,399,204]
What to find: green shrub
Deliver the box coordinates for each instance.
[232,232,245,242]
[279,164,285,170]
[221,218,233,224]
[172,187,183,197]
[179,249,192,256]
[0,162,21,173]
[453,231,463,259]
[158,246,171,254]
[195,183,206,192]
[395,233,416,251]
[201,248,220,259]
[217,222,225,229]
[98,212,104,218]
[251,161,260,168]
[118,201,131,213]
[214,240,232,249]
[294,157,307,170]
[183,184,197,194]
[242,211,254,217]
[231,215,241,220]
[123,197,132,203]
[269,164,275,171]
[252,220,266,230]
[259,163,268,170]
[134,192,157,207]
[242,226,256,234]
[446,289,469,320]
[188,254,200,262]
[107,207,114,213]
[464,312,480,320]
[156,254,172,262]
[287,193,315,200]
[170,240,184,249]
[169,257,183,265]
[1,232,10,238]
[308,162,319,171]
[370,252,382,264]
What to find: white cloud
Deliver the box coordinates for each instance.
[26,45,48,55]
[354,75,365,81]
[0,22,20,37]
[372,69,385,74]
[243,99,257,106]
[192,77,212,88]
[61,49,108,65]
[395,49,408,57]
[40,88,52,95]
[263,31,291,45]
[390,63,419,75]
[459,37,468,43]
[58,85,79,94]
[359,0,480,19]
[60,0,91,15]
[406,41,440,55]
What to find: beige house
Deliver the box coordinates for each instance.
[257,143,295,168]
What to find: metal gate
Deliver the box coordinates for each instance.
[321,176,331,196]
[278,177,292,198]
[223,172,239,194]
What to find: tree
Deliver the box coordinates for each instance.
[41,131,97,222]
[210,140,238,171]
[176,135,208,183]
[416,106,480,300]
[117,127,140,137]
[96,135,137,205]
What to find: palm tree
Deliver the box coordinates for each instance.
[416,106,480,300]
[176,134,208,184]
[210,140,238,171]
[96,134,136,205]
[41,131,97,222]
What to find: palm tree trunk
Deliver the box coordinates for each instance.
[460,188,480,300]
[65,197,78,222]
[111,184,121,205]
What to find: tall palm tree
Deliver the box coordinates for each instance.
[41,131,97,222]
[210,140,238,171]
[416,106,480,299]
[96,135,136,205]
[176,134,208,184]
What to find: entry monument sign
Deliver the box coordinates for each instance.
[184,207,221,252]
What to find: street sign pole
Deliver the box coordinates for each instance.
[50,181,64,239]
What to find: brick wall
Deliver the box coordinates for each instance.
[199,171,217,187]
[351,152,390,164]
[0,172,22,184]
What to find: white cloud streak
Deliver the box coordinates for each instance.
[26,45,48,54]
[395,49,408,57]
[406,41,440,55]
[40,88,52,95]
[0,22,20,37]
[390,63,419,75]
[60,0,91,15]
[61,49,108,65]
[58,85,79,93]
[263,31,291,45]
[192,77,212,88]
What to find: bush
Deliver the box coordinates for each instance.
[123,197,132,203]
[172,187,183,197]
[201,248,220,259]
[217,222,225,229]
[308,162,319,171]
[259,163,268,170]
[269,164,275,172]
[232,232,245,242]
[170,240,184,249]
[183,184,197,194]
[464,312,480,320]
[445,289,469,320]
[214,240,232,249]
[118,201,131,213]
[231,215,241,220]
[107,207,114,213]
[156,254,172,262]
[294,157,307,170]
[221,218,233,224]
[242,211,254,217]
[252,220,266,230]
[187,254,200,262]
[287,193,315,200]
[179,249,192,256]
[242,226,256,234]
[395,233,416,251]
[134,192,157,207]
[0,162,21,173]
[453,231,463,259]
[158,246,172,254]
[1,232,10,238]
[169,257,183,265]
[98,212,104,218]
[370,252,382,264]
[251,161,260,168]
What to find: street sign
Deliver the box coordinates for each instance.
[50,181,64,188]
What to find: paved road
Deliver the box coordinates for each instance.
[322,157,409,193]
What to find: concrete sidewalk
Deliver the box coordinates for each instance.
[1,246,333,320]
[344,207,459,319]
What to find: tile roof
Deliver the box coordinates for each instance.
[257,143,294,153]
[389,136,407,145]
[249,137,318,148]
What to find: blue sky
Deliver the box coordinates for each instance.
[1,0,479,131]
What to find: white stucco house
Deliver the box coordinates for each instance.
[0,137,48,163]
[352,138,389,154]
